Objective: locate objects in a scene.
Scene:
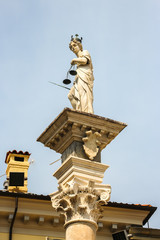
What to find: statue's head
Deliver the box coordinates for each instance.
[69,34,83,53]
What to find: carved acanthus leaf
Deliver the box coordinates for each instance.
[50,177,111,226]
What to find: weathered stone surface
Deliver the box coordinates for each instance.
[61,141,101,163]
[37,108,127,162]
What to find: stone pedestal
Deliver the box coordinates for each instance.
[37,108,127,162]
[37,108,127,239]
[53,156,109,186]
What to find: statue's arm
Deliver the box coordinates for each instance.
[71,57,87,66]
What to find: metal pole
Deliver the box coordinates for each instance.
[9,197,18,240]
[48,81,70,90]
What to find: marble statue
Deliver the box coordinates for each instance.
[68,35,94,114]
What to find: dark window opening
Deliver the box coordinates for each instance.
[9,172,24,186]
[112,230,129,240]
[15,156,24,162]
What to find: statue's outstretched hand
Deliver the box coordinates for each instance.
[71,59,76,65]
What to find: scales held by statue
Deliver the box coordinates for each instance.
[63,65,77,85]
[49,65,77,90]
[49,34,94,114]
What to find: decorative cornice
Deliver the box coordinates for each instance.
[37,108,127,155]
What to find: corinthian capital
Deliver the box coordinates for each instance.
[50,178,111,228]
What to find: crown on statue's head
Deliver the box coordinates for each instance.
[71,34,83,43]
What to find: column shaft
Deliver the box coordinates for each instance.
[66,222,96,240]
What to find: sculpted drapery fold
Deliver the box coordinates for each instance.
[68,36,94,114]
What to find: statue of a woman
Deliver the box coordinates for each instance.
[68,35,94,114]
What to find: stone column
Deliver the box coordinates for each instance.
[37,108,127,239]
[66,222,96,240]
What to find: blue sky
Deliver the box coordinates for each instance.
[0,0,160,228]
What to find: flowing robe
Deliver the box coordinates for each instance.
[68,50,94,114]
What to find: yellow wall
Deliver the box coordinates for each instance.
[0,233,44,240]
[0,233,64,240]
